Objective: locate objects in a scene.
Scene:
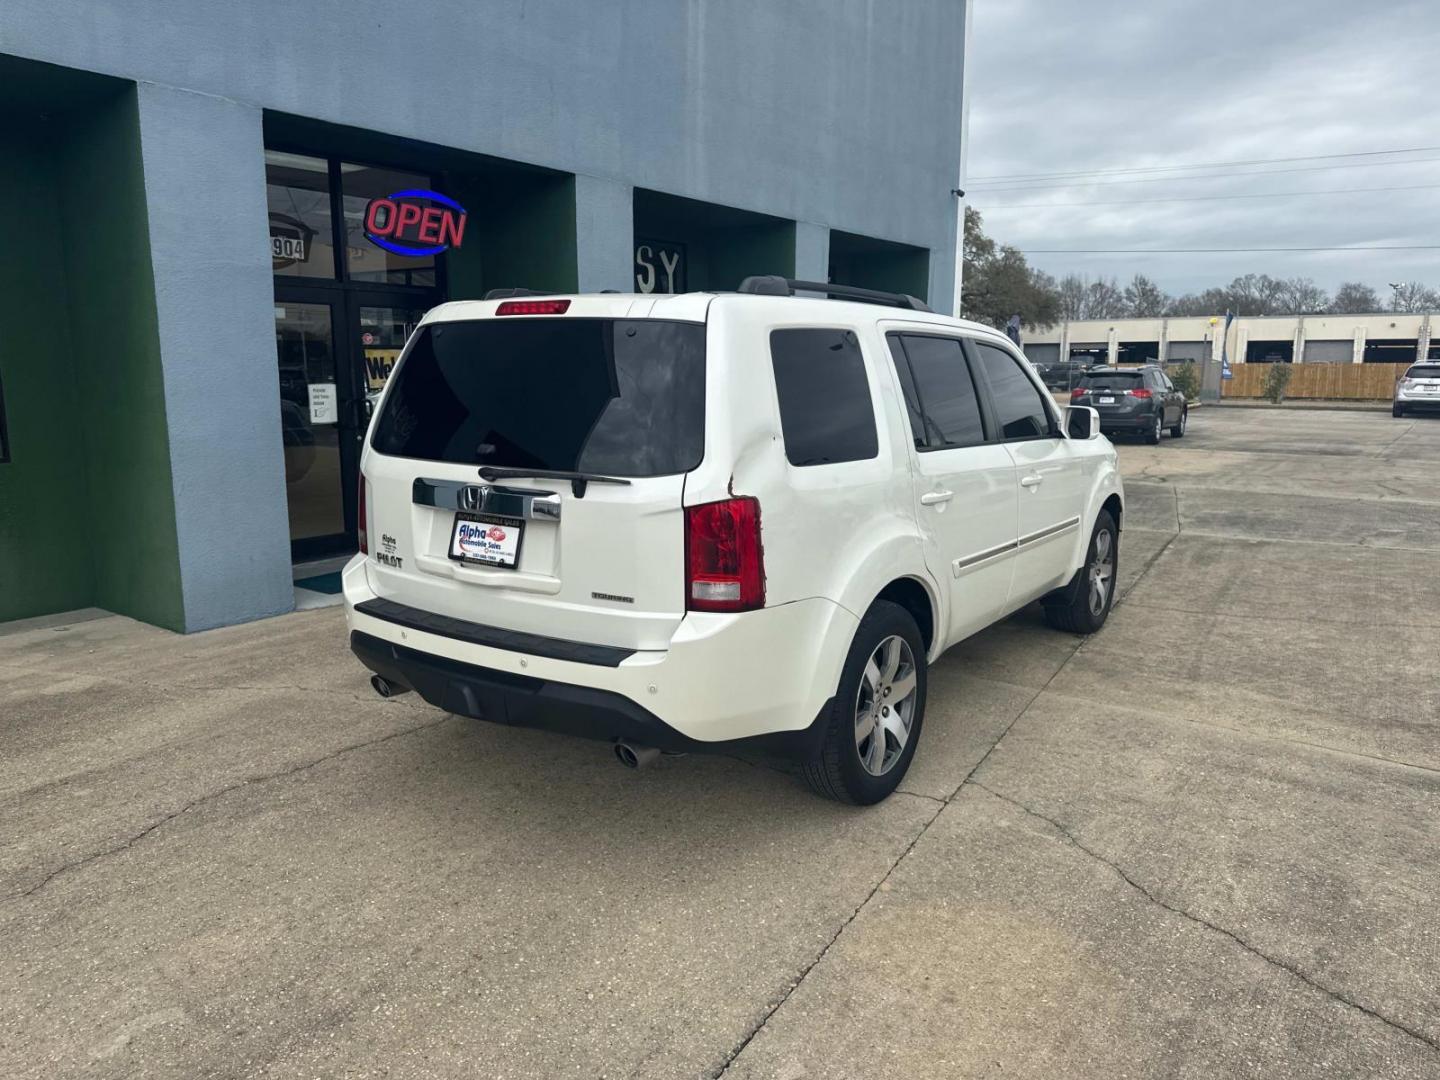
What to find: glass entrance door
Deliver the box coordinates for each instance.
[275,297,353,557]
[356,301,427,415]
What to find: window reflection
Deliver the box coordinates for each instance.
[266,151,335,279]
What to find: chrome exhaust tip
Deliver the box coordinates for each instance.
[370,674,410,698]
[613,740,661,770]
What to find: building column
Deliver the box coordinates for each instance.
[928,237,957,316]
[793,222,829,283]
[1294,318,1307,364]
[574,175,634,292]
[1353,326,1367,364]
[135,82,293,631]
[1106,326,1118,366]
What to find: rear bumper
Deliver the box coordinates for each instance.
[1395,394,1440,410]
[341,556,857,746]
[1096,412,1157,432]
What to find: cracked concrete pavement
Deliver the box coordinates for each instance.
[3,407,1438,1078]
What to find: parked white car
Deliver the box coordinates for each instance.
[1393,361,1440,417]
[344,278,1123,803]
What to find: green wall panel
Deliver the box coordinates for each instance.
[0,124,94,621]
[59,88,185,630]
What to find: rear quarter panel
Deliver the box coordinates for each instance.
[691,299,940,632]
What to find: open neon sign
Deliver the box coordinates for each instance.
[363,189,467,257]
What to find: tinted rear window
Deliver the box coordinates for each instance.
[1081,371,1144,390]
[770,328,879,466]
[371,319,705,475]
[1408,365,1440,379]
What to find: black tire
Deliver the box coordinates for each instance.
[1043,510,1119,635]
[801,601,927,805]
[1393,404,1405,418]
[1145,413,1162,444]
[1170,407,1187,438]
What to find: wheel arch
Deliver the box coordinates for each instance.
[872,576,938,657]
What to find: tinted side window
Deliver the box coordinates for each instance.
[972,342,1054,441]
[770,328,879,466]
[896,335,987,449]
[886,337,928,449]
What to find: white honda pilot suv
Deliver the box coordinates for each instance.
[344,278,1122,804]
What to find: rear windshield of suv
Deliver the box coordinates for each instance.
[372,318,706,476]
[1080,371,1144,390]
[1408,365,1440,379]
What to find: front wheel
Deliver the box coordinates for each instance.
[1170,408,1187,438]
[801,601,927,805]
[1043,510,1119,635]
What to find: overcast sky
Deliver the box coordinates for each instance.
[965,0,1440,298]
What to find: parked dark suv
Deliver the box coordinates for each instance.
[1071,365,1187,443]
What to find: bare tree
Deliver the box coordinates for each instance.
[1123,274,1168,318]
[1389,281,1440,313]
[1275,277,1330,315]
[1329,282,1381,314]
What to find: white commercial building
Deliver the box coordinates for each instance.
[1022,312,1437,398]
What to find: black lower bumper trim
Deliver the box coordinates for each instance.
[350,630,826,759]
[354,597,633,667]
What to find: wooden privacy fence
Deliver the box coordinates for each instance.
[1221,362,1410,400]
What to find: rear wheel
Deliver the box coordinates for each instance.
[801,601,926,805]
[1145,413,1163,444]
[1043,510,1118,635]
[1170,407,1187,438]
[1393,404,1406,418]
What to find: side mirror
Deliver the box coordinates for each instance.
[1063,404,1101,441]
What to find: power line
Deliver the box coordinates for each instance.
[1019,245,1440,253]
[966,145,1440,183]
[981,182,1440,210]
[967,156,1440,192]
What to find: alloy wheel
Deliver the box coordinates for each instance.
[1088,528,1115,617]
[854,635,918,776]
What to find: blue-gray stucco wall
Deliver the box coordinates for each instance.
[0,0,965,630]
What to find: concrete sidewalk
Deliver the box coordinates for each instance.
[3,406,1438,1078]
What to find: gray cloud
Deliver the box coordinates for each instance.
[965,0,1440,297]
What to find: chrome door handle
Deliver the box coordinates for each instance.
[1020,474,1044,489]
[919,490,955,506]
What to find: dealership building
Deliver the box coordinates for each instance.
[0,1,966,631]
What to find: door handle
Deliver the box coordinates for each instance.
[919,490,954,506]
[1020,474,1044,489]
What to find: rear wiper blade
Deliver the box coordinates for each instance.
[476,466,632,498]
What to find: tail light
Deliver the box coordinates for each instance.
[358,472,369,554]
[1129,388,1153,399]
[685,497,764,612]
[1070,387,1087,398]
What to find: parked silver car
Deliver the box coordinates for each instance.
[1393,362,1440,417]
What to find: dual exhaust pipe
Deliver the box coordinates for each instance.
[369,675,661,771]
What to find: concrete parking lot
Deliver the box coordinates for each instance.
[3,406,1438,1079]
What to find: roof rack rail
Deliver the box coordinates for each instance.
[482,288,550,300]
[737,275,931,313]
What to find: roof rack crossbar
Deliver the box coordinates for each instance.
[737,275,931,313]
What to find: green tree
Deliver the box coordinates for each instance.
[960,209,1060,331]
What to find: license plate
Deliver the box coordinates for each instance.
[1098,395,1115,404]
[449,512,524,569]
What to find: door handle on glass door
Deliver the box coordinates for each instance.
[919,490,954,506]
[1020,474,1044,489]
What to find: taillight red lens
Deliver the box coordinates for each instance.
[495,299,571,316]
[685,497,764,612]
[1070,387,1087,398]
[358,472,368,554]
[1129,388,1153,399]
